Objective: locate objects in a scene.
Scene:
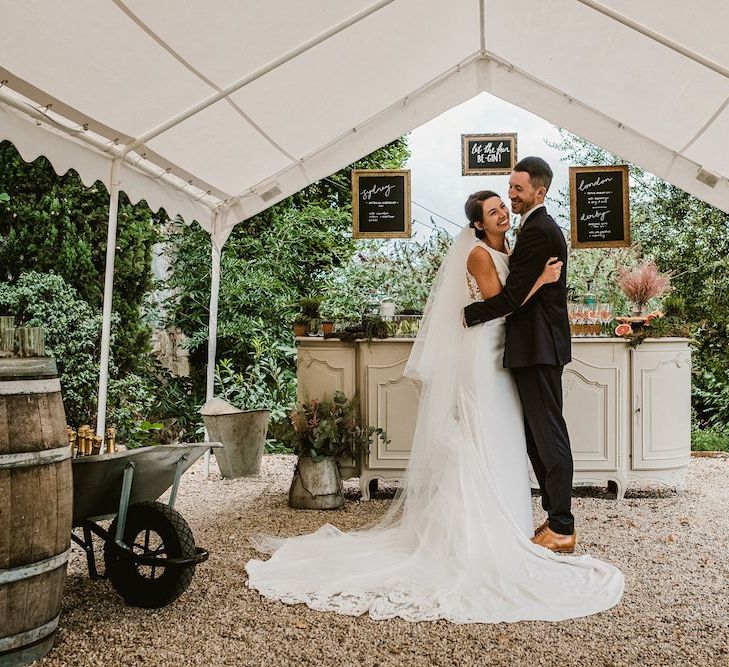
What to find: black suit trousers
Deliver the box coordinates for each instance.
[512,364,575,535]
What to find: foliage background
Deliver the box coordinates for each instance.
[1,128,727,451]
[0,141,159,374]
[551,131,729,445]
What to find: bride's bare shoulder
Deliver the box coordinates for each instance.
[467,245,495,274]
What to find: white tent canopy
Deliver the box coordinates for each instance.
[2,0,729,441]
[3,0,729,236]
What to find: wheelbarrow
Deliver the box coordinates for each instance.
[70,442,220,608]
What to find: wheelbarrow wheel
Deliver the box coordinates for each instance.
[104,500,197,608]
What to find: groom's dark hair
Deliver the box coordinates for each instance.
[513,156,553,192]
[464,190,500,240]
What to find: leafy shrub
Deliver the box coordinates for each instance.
[124,420,165,449]
[0,141,158,375]
[0,272,157,442]
[0,272,111,424]
[107,372,155,443]
[214,339,298,424]
[319,228,452,320]
[693,367,729,430]
[691,427,729,452]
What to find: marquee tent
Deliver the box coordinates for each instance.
[2,0,728,442]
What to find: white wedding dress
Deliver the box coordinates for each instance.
[245,230,624,623]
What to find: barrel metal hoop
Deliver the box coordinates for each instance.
[0,614,60,652]
[0,548,71,586]
[0,445,71,470]
[0,378,61,395]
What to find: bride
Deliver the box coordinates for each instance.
[245,191,624,623]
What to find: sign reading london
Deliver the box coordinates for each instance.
[461,133,517,176]
[569,165,631,249]
[352,170,411,239]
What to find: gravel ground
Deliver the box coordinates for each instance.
[37,454,729,667]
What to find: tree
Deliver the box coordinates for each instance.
[160,138,411,428]
[0,140,159,374]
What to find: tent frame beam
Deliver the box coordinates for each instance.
[576,0,729,80]
[122,0,397,156]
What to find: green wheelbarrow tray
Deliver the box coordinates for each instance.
[70,442,221,608]
[72,442,219,524]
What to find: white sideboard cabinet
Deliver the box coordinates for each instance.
[296,337,692,499]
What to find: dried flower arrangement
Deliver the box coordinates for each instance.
[616,260,671,315]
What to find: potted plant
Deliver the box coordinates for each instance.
[274,391,385,509]
[299,297,321,336]
[293,314,308,337]
[319,302,335,336]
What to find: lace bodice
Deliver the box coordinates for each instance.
[466,240,511,301]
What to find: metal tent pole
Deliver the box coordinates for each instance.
[202,232,222,477]
[95,157,121,447]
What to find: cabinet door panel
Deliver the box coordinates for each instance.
[631,347,691,470]
[366,359,419,469]
[563,359,619,471]
[297,347,356,403]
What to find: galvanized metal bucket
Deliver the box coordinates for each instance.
[288,456,345,510]
[201,399,270,479]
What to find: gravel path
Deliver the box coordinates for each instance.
[37,455,729,667]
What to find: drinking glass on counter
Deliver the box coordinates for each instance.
[598,303,613,330]
[568,302,610,336]
[568,302,588,336]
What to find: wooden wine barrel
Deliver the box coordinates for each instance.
[0,357,72,667]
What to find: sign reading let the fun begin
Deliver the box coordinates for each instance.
[351,169,411,239]
[461,133,517,176]
[569,165,631,249]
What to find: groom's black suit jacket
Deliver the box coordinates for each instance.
[464,206,571,368]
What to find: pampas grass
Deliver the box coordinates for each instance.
[616,260,671,311]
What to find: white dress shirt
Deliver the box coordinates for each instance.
[519,203,545,227]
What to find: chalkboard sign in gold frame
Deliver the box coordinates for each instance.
[461,133,518,176]
[569,165,631,249]
[352,169,411,239]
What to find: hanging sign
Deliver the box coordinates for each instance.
[569,165,631,248]
[352,170,411,239]
[461,133,517,176]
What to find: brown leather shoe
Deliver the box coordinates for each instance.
[534,519,549,537]
[531,526,576,553]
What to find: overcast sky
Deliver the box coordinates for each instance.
[405,91,571,240]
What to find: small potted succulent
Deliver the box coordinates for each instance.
[319,302,335,336]
[274,391,385,509]
[293,314,309,337]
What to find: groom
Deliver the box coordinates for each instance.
[463,156,575,553]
